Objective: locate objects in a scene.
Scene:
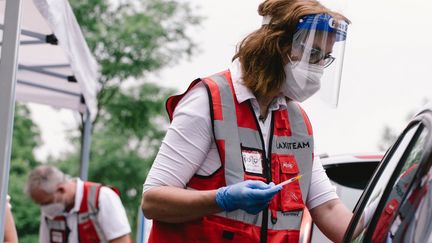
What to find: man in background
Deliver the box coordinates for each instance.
[26,165,131,243]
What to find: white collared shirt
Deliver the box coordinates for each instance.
[39,178,131,243]
[143,60,337,209]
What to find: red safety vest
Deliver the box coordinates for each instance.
[150,70,314,243]
[45,181,120,243]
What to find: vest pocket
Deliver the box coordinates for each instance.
[185,215,260,242]
[268,228,299,243]
[272,154,305,212]
[78,219,100,243]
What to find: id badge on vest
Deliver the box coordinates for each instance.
[50,229,67,243]
[241,147,264,176]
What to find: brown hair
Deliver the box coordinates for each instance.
[233,0,350,98]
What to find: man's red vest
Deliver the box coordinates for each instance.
[150,70,314,243]
[45,181,119,243]
[372,164,427,243]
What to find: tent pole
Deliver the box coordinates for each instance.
[79,108,92,180]
[0,0,23,238]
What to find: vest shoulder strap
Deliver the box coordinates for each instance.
[166,78,202,121]
[79,182,121,213]
[80,181,103,213]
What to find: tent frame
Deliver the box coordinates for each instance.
[0,0,23,238]
[0,0,93,233]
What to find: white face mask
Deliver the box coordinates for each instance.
[282,61,324,102]
[41,203,65,219]
[41,193,66,219]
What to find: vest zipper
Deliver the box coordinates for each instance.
[248,101,274,243]
[268,112,277,225]
[262,112,276,243]
[268,111,275,181]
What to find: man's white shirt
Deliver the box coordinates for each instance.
[39,178,131,243]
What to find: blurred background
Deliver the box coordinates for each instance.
[3,0,431,241]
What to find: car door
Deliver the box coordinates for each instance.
[342,108,432,243]
[311,154,381,243]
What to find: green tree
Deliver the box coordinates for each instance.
[53,0,201,238]
[11,104,40,166]
[8,104,42,243]
[69,0,201,125]
[378,126,398,152]
[378,98,430,151]
[57,83,173,230]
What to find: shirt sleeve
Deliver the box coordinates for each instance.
[143,83,213,193]
[97,187,131,241]
[6,194,11,209]
[306,156,339,209]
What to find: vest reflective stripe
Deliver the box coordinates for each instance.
[203,72,313,231]
[208,74,261,185]
[46,217,66,230]
[79,183,107,242]
[207,74,246,185]
[215,209,303,230]
[238,127,263,149]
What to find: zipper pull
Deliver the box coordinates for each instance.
[271,209,278,224]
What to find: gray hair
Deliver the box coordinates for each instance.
[25,165,69,196]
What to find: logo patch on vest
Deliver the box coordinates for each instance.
[282,161,294,170]
[242,149,264,174]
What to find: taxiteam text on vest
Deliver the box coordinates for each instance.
[149,70,315,243]
[45,182,120,243]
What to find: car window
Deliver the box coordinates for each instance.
[325,162,379,190]
[345,123,422,242]
[365,128,427,242]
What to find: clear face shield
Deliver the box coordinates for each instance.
[286,14,349,107]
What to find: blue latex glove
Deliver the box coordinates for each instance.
[215,180,282,214]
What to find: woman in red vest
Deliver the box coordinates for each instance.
[142,0,364,242]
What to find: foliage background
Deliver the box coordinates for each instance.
[8,0,201,242]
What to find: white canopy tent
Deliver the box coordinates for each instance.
[5,0,99,113]
[0,0,99,235]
